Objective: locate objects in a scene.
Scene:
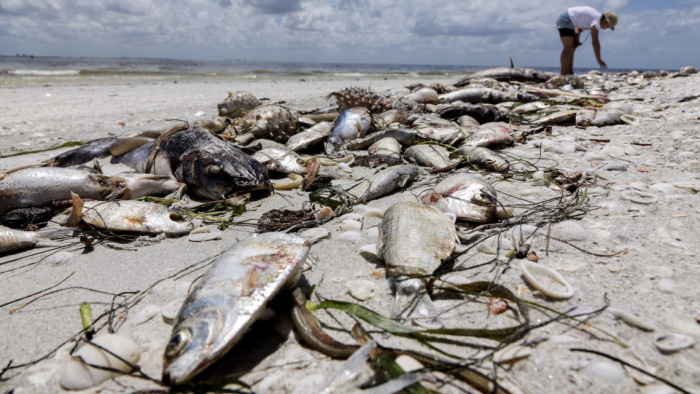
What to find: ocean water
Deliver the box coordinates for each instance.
[0,55,641,81]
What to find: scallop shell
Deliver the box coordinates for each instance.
[519,260,575,299]
[550,220,588,241]
[653,332,695,353]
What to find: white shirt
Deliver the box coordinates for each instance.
[567,6,602,30]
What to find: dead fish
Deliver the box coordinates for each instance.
[403,144,452,168]
[346,164,419,203]
[590,103,634,127]
[575,109,596,128]
[419,173,497,223]
[511,101,550,114]
[462,131,514,149]
[162,232,310,385]
[66,193,193,235]
[325,107,372,154]
[114,125,272,200]
[533,109,579,125]
[351,154,404,168]
[0,167,183,213]
[374,109,409,128]
[377,201,458,318]
[44,138,117,167]
[285,122,333,152]
[451,146,510,172]
[0,225,39,254]
[327,87,392,114]
[236,105,297,142]
[416,126,471,146]
[367,137,402,158]
[402,87,439,104]
[252,148,307,174]
[411,113,455,128]
[346,128,430,151]
[437,105,508,124]
[457,114,480,128]
[438,88,539,104]
[454,67,553,87]
[217,91,260,117]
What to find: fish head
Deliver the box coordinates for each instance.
[324,135,343,154]
[178,149,272,200]
[162,306,232,385]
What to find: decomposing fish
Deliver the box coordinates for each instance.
[416,126,472,146]
[113,125,272,200]
[351,154,404,168]
[377,201,458,319]
[252,148,307,174]
[403,144,452,169]
[451,146,511,172]
[401,87,439,104]
[346,165,419,203]
[374,108,409,128]
[533,109,579,125]
[285,122,333,152]
[44,137,118,167]
[575,109,597,128]
[162,232,310,385]
[511,101,551,114]
[419,173,497,223]
[367,137,402,158]
[66,193,194,235]
[454,67,554,87]
[462,131,514,148]
[217,91,260,117]
[438,88,539,105]
[437,105,508,124]
[327,87,392,114]
[346,128,429,151]
[0,167,184,213]
[0,225,39,254]
[325,107,372,154]
[590,102,635,127]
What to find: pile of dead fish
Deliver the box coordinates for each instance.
[1,65,697,391]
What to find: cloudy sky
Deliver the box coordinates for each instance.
[1,0,698,70]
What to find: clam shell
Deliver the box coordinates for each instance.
[550,220,588,241]
[653,332,695,353]
[519,260,575,299]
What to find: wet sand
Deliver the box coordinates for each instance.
[1,72,699,393]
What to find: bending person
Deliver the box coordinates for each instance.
[555,6,617,75]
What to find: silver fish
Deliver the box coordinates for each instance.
[285,122,333,152]
[416,126,471,146]
[575,109,596,128]
[377,201,458,318]
[162,233,310,385]
[252,148,307,174]
[367,137,402,158]
[325,107,371,154]
[454,67,554,87]
[403,144,452,168]
[419,173,497,223]
[533,109,579,125]
[438,88,538,104]
[346,164,419,203]
[66,193,193,235]
[450,146,510,172]
[0,225,38,254]
[346,128,429,151]
[511,101,550,114]
[462,131,514,148]
[0,167,183,213]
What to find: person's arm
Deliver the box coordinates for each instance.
[591,27,607,69]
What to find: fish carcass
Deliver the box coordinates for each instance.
[419,173,498,223]
[325,107,372,154]
[162,232,310,385]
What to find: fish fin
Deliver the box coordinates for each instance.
[65,192,84,227]
[396,174,412,188]
[509,56,514,68]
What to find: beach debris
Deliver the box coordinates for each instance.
[345,279,379,301]
[377,201,458,319]
[325,107,372,154]
[607,308,656,332]
[345,164,419,203]
[114,125,272,200]
[298,227,330,244]
[66,193,194,235]
[328,87,392,114]
[257,208,315,232]
[217,91,260,117]
[236,104,297,142]
[59,334,141,390]
[549,220,588,241]
[493,344,532,364]
[438,87,539,104]
[162,232,310,385]
[403,144,452,168]
[438,104,508,124]
[285,121,333,152]
[419,173,497,223]
[252,147,307,174]
[519,260,575,299]
[367,137,402,158]
[454,67,554,86]
[451,146,510,172]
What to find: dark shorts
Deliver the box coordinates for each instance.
[558,28,575,37]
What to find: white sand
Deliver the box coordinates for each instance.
[1,72,699,393]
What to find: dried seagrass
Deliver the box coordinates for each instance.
[328,87,393,114]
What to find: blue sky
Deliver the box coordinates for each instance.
[0,0,698,70]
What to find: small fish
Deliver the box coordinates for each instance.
[416,126,471,146]
[346,128,429,151]
[0,167,183,213]
[285,122,333,152]
[346,164,419,203]
[511,101,550,114]
[0,225,39,254]
[403,144,452,168]
[66,193,193,235]
[377,201,458,319]
[217,91,260,117]
[462,131,514,148]
[419,173,497,223]
[252,148,307,174]
[453,67,554,86]
[325,107,371,154]
[575,109,596,128]
[438,88,538,104]
[162,233,310,385]
[367,137,402,158]
[533,109,579,125]
[451,146,510,172]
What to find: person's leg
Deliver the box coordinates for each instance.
[560,35,575,75]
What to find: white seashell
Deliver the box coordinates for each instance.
[653,332,695,353]
[133,305,161,325]
[188,226,222,242]
[493,345,532,363]
[298,227,330,244]
[338,219,362,232]
[46,251,73,266]
[345,279,378,301]
[582,360,626,383]
[338,213,363,222]
[478,242,498,255]
[519,260,575,299]
[59,334,141,390]
[550,220,588,241]
[161,298,185,324]
[315,207,335,221]
[359,244,378,257]
[607,308,656,331]
[194,110,206,117]
[620,190,658,204]
[337,231,361,243]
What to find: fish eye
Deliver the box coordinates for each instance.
[207,165,222,175]
[473,191,494,205]
[165,329,191,358]
[296,159,305,165]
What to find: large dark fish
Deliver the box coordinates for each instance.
[454,67,555,87]
[114,126,272,200]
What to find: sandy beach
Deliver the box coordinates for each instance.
[1,70,699,394]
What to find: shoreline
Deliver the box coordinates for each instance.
[1,71,699,393]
